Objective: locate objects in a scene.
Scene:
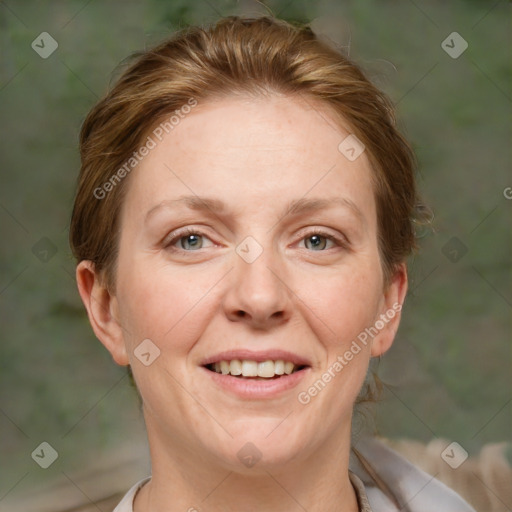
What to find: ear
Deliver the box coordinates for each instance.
[370,263,408,357]
[76,260,129,366]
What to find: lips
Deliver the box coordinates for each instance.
[200,350,311,395]
[200,363,311,399]
[207,359,305,378]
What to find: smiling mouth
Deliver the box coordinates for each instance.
[204,359,309,380]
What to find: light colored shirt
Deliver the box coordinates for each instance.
[112,437,476,512]
[113,473,372,512]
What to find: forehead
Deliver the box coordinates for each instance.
[122,94,376,225]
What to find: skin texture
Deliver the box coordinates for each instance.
[77,93,407,512]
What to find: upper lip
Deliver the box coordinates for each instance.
[200,349,311,367]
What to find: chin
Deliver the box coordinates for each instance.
[204,423,308,473]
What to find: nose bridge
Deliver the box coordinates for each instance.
[226,236,291,326]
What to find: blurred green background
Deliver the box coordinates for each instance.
[1,0,510,507]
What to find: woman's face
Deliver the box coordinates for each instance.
[83,94,406,471]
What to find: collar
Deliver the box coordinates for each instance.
[113,473,373,512]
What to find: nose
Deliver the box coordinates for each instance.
[223,245,292,329]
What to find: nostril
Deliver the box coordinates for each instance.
[236,310,246,318]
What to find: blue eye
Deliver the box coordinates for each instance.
[301,231,340,251]
[164,228,346,254]
[179,233,203,250]
[165,228,213,251]
[304,234,329,250]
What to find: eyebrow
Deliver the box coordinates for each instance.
[145,196,226,223]
[145,195,364,224]
[286,197,363,221]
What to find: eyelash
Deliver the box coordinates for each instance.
[296,229,346,251]
[164,227,347,253]
[164,227,213,252]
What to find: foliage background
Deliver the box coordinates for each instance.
[0,0,510,505]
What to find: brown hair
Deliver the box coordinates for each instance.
[70,15,421,290]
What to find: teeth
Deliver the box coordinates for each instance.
[241,360,258,377]
[209,359,303,378]
[220,360,230,375]
[258,360,275,378]
[274,360,285,375]
[229,359,242,375]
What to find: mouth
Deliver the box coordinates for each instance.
[204,359,309,380]
[200,351,311,399]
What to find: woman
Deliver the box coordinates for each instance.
[70,15,476,512]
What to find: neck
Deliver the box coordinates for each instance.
[134,418,359,512]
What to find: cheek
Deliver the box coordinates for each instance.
[116,261,218,351]
[295,266,382,413]
[297,260,384,347]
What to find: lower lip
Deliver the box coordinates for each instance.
[200,366,310,399]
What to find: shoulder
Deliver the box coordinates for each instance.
[349,437,477,512]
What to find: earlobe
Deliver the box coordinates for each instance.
[370,264,408,358]
[76,261,129,366]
